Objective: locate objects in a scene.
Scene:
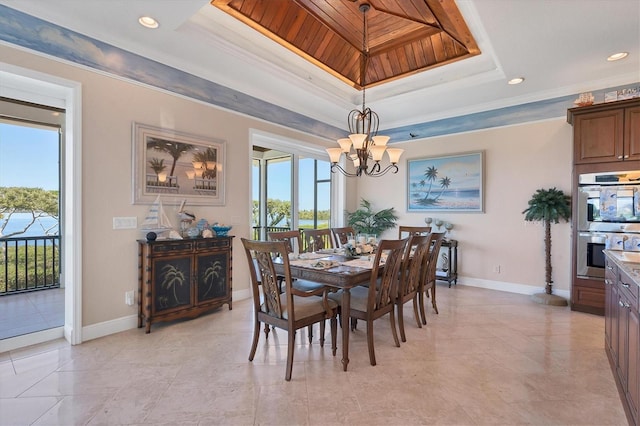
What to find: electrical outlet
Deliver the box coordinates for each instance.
[125,290,135,306]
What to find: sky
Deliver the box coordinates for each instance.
[0,123,59,191]
[252,156,330,211]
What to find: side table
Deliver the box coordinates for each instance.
[435,238,458,287]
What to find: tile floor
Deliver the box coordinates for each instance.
[0,285,630,425]
[0,288,64,340]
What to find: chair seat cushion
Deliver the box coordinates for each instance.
[262,293,337,319]
[328,286,369,312]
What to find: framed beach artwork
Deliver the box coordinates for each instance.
[132,122,226,205]
[407,151,484,212]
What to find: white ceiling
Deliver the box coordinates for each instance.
[2,0,639,132]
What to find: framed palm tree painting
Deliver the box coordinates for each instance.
[407,151,484,212]
[132,122,226,205]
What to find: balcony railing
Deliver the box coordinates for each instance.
[0,235,60,296]
[252,226,290,240]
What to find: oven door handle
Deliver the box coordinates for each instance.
[578,232,608,244]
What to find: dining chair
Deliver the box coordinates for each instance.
[331,226,356,248]
[241,238,338,381]
[328,238,408,366]
[398,225,432,239]
[395,234,433,342]
[419,232,445,324]
[303,228,334,252]
[267,229,327,342]
[267,229,302,254]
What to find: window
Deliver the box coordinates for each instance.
[251,132,332,240]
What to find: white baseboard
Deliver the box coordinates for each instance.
[0,327,64,354]
[81,314,138,342]
[455,276,571,300]
[81,288,253,342]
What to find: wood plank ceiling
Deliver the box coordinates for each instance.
[210,0,480,89]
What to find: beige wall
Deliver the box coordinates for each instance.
[1,44,332,329]
[2,42,574,336]
[356,120,573,293]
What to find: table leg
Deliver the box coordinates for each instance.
[341,288,351,371]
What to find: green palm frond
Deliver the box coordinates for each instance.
[522,187,571,223]
[347,199,398,235]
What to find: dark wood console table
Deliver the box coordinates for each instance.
[137,237,233,333]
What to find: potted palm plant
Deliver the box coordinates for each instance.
[347,199,398,236]
[522,187,571,305]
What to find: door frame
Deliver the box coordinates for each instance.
[0,63,83,350]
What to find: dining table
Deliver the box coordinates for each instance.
[273,249,381,371]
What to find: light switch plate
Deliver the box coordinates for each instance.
[113,217,137,229]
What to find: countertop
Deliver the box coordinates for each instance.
[604,250,640,284]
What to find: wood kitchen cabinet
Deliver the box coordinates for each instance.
[568,98,640,164]
[569,98,640,315]
[137,237,233,333]
[604,252,639,426]
[618,268,639,426]
[605,256,619,357]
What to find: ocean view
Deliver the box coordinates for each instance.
[0,212,59,238]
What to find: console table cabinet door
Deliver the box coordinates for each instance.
[195,251,230,305]
[151,255,194,315]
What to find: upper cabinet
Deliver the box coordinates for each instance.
[568,99,640,164]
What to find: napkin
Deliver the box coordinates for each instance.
[310,260,337,269]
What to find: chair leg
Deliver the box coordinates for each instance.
[330,317,337,356]
[285,330,295,381]
[397,302,407,343]
[319,321,326,347]
[389,310,400,348]
[412,297,422,328]
[308,325,313,343]
[366,320,376,366]
[419,287,427,325]
[249,320,261,361]
[264,323,271,338]
[431,283,439,314]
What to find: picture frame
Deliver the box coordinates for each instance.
[132,122,226,205]
[407,151,484,212]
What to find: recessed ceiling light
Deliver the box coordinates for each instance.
[138,16,159,29]
[607,52,628,62]
[508,77,525,85]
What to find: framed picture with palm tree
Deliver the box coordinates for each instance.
[407,151,484,212]
[132,122,226,205]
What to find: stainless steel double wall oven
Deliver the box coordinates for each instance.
[577,171,640,280]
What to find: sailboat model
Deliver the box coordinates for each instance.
[140,195,174,236]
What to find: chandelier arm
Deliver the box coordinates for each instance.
[362,163,399,177]
[329,162,361,178]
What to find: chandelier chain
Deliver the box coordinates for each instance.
[326,2,403,178]
[361,3,368,111]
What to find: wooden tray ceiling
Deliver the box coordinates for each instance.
[211,0,480,89]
